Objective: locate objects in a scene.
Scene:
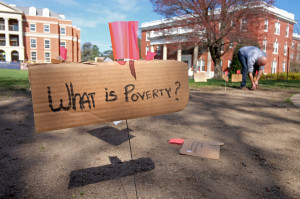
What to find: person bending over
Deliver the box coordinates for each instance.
[238,46,267,90]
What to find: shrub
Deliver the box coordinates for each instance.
[260,72,300,80]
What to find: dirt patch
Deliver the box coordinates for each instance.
[0,88,299,199]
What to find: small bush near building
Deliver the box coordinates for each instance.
[260,72,300,80]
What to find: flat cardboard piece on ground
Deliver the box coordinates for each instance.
[222,74,229,82]
[29,60,189,133]
[180,139,224,159]
[194,72,207,82]
[231,74,242,82]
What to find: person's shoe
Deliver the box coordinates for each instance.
[240,87,248,90]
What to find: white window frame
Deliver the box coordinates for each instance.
[44,39,50,49]
[286,24,289,37]
[284,42,287,56]
[275,21,280,35]
[30,38,36,49]
[220,60,223,67]
[271,59,277,73]
[197,59,205,72]
[60,40,66,48]
[60,26,66,35]
[264,19,268,32]
[273,40,278,54]
[282,60,286,72]
[146,32,150,41]
[146,46,149,53]
[44,24,50,33]
[45,51,51,63]
[263,39,267,52]
[31,51,37,62]
[291,53,294,60]
[292,41,294,49]
[298,44,300,51]
[240,19,247,31]
[30,23,36,32]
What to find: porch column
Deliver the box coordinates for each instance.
[177,45,182,61]
[4,17,9,47]
[193,45,198,71]
[163,44,167,60]
[18,19,23,47]
[150,45,154,53]
[207,48,212,78]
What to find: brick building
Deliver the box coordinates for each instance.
[141,5,297,78]
[0,1,81,63]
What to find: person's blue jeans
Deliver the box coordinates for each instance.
[238,51,248,88]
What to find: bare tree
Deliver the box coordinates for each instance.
[150,0,274,78]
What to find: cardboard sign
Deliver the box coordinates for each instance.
[222,73,229,82]
[194,72,207,82]
[29,60,189,133]
[180,139,224,159]
[231,74,242,82]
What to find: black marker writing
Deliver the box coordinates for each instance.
[47,82,96,112]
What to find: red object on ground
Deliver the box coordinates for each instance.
[169,138,184,145]
[146,51,157,60]
[237,70,241,74]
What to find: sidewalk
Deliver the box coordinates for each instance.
[291,94,300,108]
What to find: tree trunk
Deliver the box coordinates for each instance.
[213,58,222,78]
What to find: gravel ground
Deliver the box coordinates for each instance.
[0,87,299,199]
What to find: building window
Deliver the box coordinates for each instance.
[29,7,36,16]
[221,40,224,52]
[60,41,66,48]
[30,23,36,32]
[292,41,294,49]
[264,19,268,32]
[271,59,277,73]
[291,53,294,60]
[197,59,205,71]
[146,46,149,53]
[146,32,150,41]
[286,25,289,37]
[44,39,50,49]
[241,19,247,31]
[263,39,267,52]
[30,38,36,48]
[60,27,66,35]
[43,8,49,17]
[298,44,300,51]
[220,60,223,67]
[273,40,278,54]
[45,52,51,63]
[297,54,300,62]
[229,41,233,48]
[228,60,232,67]
[275,21,280,35]
[31,51,37,62]
[282,61,286,72]
[284,42,287,56]
[44,24,50,33]
[231,20,234,27]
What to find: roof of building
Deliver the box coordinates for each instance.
[141,4,297,30]
[14,6,65,19]
[293,33,300,40]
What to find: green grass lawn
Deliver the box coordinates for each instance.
[189,78,300,90]
[0,69,30,90]
[0,68,299,91]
